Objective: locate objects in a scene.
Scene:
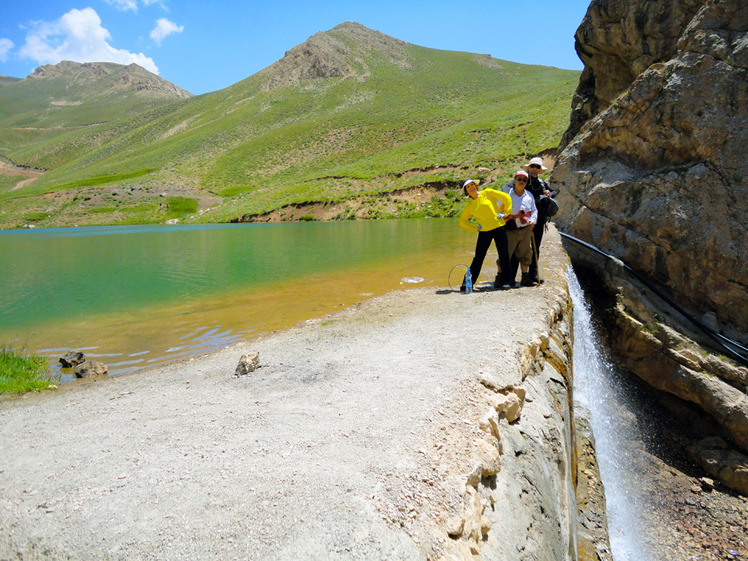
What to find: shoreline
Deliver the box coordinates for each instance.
[0,218,471,380]
[1,228,578,559]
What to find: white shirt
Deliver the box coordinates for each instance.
[509,187,538,227]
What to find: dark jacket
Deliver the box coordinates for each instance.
[528,176,557,198]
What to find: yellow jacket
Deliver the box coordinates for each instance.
[459,189,512,233]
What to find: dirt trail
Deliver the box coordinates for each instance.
[0,160,44,190]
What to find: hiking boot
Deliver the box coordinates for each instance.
[520,272,535,287]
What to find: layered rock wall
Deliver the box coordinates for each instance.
[556,0,748,334]
[553,0,748,494]
[424,268,611,561]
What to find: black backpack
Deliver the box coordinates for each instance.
[538,194,558,218]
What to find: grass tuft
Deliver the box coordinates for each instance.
[0,346,56,394]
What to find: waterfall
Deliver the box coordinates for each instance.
[568,267,651,561]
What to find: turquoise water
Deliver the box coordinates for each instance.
[1,219,480,376]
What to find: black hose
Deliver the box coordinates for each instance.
[559,231,748,367]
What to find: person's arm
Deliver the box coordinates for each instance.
[542,179,557,198]
[489,190,512,219]
[459,201,478,232]
[527,194,538,225]
[485,190,512,212]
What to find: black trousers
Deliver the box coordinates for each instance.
[469,226,511,286]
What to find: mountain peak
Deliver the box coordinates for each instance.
[258,22,409,90]
[26,60,192,100]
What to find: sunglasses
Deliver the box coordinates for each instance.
[514,177,528,182]
[529,164,542,169]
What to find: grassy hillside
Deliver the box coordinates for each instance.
[0,61,192,170]
[0,23,579,229]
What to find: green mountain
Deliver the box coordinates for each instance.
[0,60,192,164]
[0,22,580,229]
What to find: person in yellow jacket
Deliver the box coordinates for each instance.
[459,179,513,290]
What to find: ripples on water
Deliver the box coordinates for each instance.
[0,220,471,378]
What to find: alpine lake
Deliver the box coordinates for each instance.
[1,219,480,381]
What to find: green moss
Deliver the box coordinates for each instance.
[23,212,52,222]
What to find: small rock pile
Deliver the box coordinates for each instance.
[59,351,108,378]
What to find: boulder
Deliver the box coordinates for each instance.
[687,436,748,495]
[73,360,108,378]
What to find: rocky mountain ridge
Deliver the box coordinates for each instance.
[25,60,192,100]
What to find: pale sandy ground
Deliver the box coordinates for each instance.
[0,227,570,561]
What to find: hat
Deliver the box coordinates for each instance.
[523,157,548,171]
[514,170,529,178]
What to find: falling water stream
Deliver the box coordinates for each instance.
[568,267,651,561]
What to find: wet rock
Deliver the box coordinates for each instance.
[59,351,85,368]
[73,360,108,378]
[699,477,715,492]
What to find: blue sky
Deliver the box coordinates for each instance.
[0,0,591,96]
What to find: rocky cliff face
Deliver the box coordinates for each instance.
[553,0,748,494]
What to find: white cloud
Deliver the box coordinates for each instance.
[150,18,184,46]
[18,8,159,74]
[104,0,139,11]
[0,38,14,62]
[105,0,165,11]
